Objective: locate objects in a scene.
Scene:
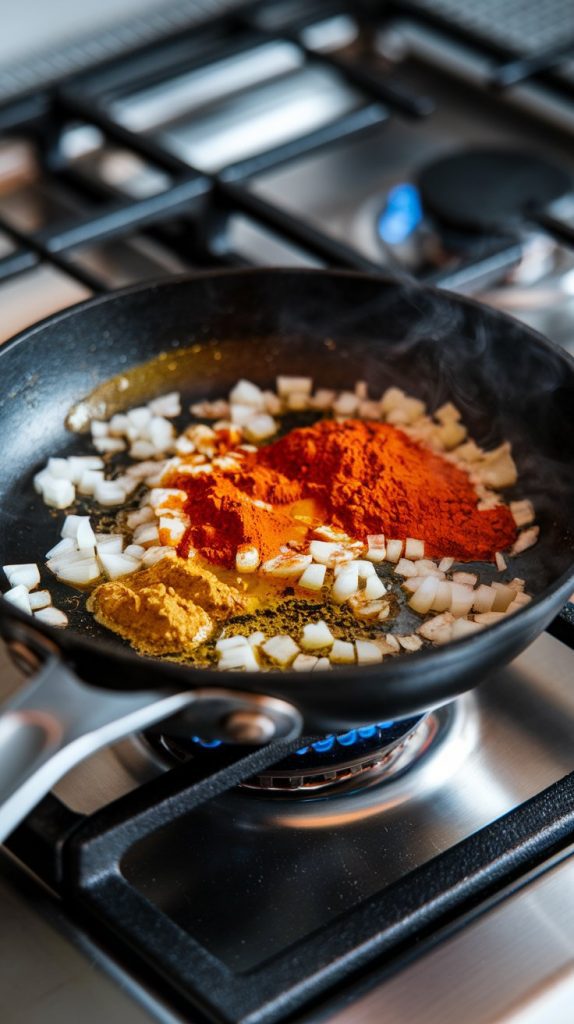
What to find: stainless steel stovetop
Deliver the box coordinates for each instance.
[1,2,574,1022]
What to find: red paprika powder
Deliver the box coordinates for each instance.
[173,419,517,566]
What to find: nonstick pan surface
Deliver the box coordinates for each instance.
[1,268,573,732]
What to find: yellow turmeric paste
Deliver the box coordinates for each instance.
[87,557,245,657]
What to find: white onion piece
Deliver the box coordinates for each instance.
[129,440,156,460]
[132,524,160,548]
[141,546,177,567]
[243,414,277,441]
[126,506,155,528]
[3,563,40,590]
[99,553,142,579]
[385,539,403,563]
[108,413,130,436]
[47,549,95,573]
[366,534,386,562]
[148,487,186,509]
[48,457,75,481]
[451,619,484,639]
[313,657,332,671]
[349,595,390,620]
[127,407,152,431]
[292,653,319,672]
[29,590,52,611]
[95,534,124,553]
[449,582,475,618]
[34,607,68,628]
[3,584,32,613]
[216,635,249,652]
[495,552,507,572]
[93,437,126,454]
[147,417,175,451]
[247,631,266,648]
[76,518,96,552]
[42,476,75,509]
[158,517,186,546]
[78,469,105,496]
[229,379,265,408]
[418,613,455,644]
[261,553,312,577]
[90,421,109,438]
[297,563,326,591]
[331,566,359,604]
[149,392,181,418]
[397,634,423,652]
[94,480,127,506]
[310,541,351,566]
[333,392,359,417]
[46,536,75,559]
[126,461,163,480]
[404,538,425,560]
[114,475,139,498]
[68,455,104,477]
[218,645,259,671]
[301,620,334,650]
[402,576,425,594]
[510,526,539,555]
[56,558,101,585]
[507,594,532,614]
[34,468,54,495]
[431,581,452,613]
[473,611,507,625]
[310,388,336,411]
[355,640,383,665]
[395,558,418,578]
[415,560,443,577]
[472,584,496,614]
[230,403,256,427]
[510,499,535,527]
[235,545,260,574]
[124,543,145,558]
[276,376,312,397]
[438,556,454,572]
[262,635,300,666]
[452,571,477,587]
[61,515,85,540]
[491,584,516,612]
[364,574,387,600]
[408,575,439,614]
[330,640,355,664]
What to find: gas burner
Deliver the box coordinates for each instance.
[148,714,438,794]
[417,148,571,234]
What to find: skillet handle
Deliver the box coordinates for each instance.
[0,656,199,844]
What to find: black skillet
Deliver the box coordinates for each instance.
[0,269,573,840]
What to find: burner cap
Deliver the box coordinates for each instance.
[418,149,571,234]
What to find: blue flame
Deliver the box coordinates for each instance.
[378,183,422,245]
[190,721,399,756]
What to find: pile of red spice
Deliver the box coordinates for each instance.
[173,419,517,566]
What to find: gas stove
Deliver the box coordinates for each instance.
[1,2,574,1022]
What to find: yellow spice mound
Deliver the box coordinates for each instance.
[87,557,245,656]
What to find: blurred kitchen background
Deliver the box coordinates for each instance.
[1,0,574,350]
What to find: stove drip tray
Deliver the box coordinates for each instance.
[148,713,438,794]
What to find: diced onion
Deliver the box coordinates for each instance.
[333,392,359,417]
[124,544,145,558]
[364,574,387,600]
[3,563,40,590]
[510,526,539,555]
[216,635,249,652]
[473,611,507,625]
[408,575,439,614]
[29,590,52,611]
[330,640,355,664]
[243,414,277,441]
[397,634,423,652]
[495,552,507,572]
[292,653,319,672]
[42,476,75,509]
[451,619,484,639]
[56,558,101,586]
[247,631,266,648]
[141,546,177,567]
[331,566,359,604]
[78,469,105,496]
[297,563,326,591]
[93,437,126,454]
[95,534,124,553]
[99,553,142,579]
[76,518,96,552]
[34,607,68,628]
[438,556,455,572]
[94,480,128,506]
[385,539,403,563]
[218,644,260,671]
[3,584,32,613]
[301,620,334,650]
[46,537,75,559]
[313,658,332,671]
[395,558,418,578]
[449,582,475,618]
[148,392,181,418]
[431,581,452,612]
[127,506,155,529]
[236,545,260,573]
[452,571,477,587]
[472,584,496,614]
[276,376,313,397]
[418,613,455,644]
[261,553,312,577]
[491,584,516,612]
[133,523,160,547]
[404,538,425,560]
[48,457,76,481]
[355,640,383,665]
[262,635,300,666]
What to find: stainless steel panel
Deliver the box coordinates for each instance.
[322,851,574,1024]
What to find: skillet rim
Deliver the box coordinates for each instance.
[1,266,573,691]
